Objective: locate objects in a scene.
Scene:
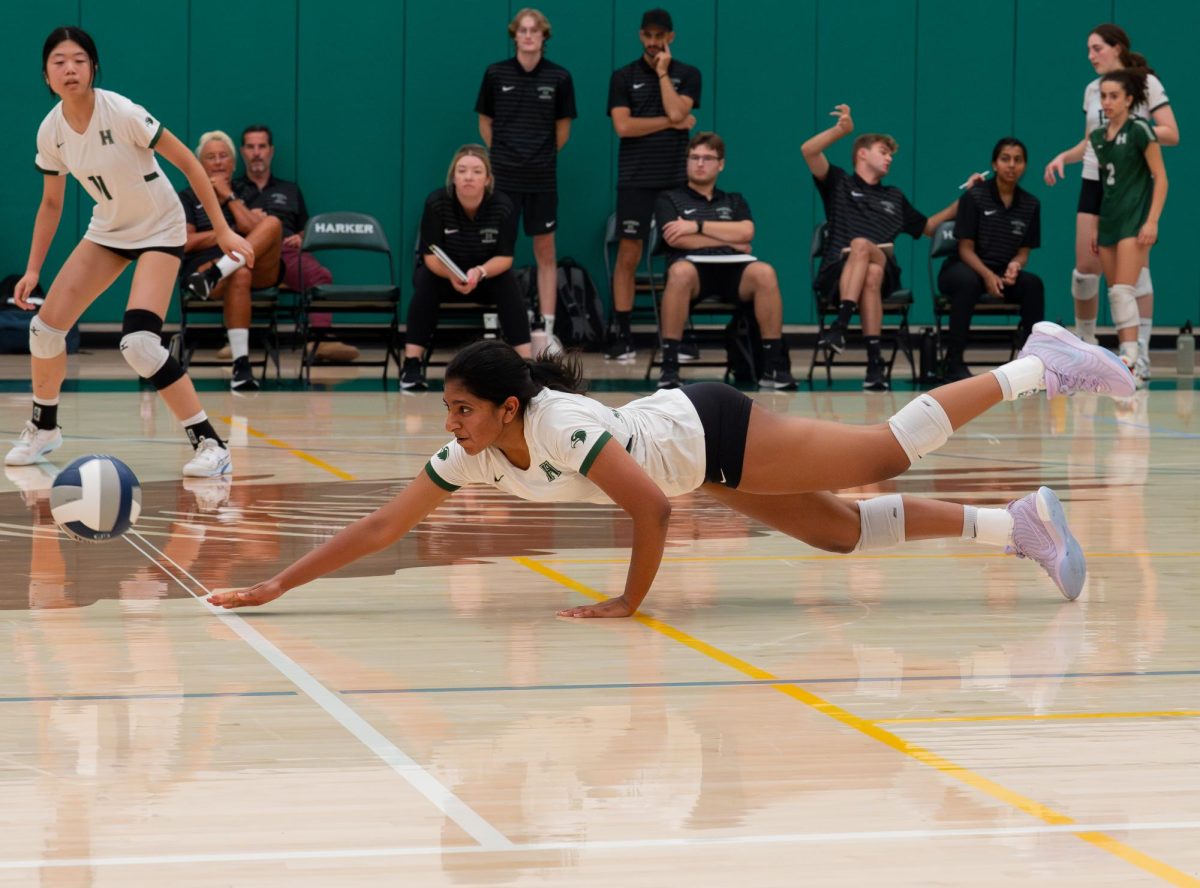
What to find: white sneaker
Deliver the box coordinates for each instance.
[182,437,233,477]
[1133,354,1151,389]
[5,421,62,466]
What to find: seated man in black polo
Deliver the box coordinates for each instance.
[401,144,530,391]
[938,137,1044,380]
[652,132,793,389]
[801,103,960,391]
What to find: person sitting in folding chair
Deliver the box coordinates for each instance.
[177,130,282,392]
[653,132,794,390]
[938,137,1044,381]
[801,104,963,391]
[401,144,531,391]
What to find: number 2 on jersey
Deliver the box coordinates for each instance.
[1104,163,1116,187]
[87,175,113,200]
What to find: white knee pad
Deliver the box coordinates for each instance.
[854,495,906,552]
[1071,269,1100,302]
[29,315,68,359]
[1108,283,1139,330]
[1134,266,1153,298]
[888,394,953,465]
[119,330,169,378]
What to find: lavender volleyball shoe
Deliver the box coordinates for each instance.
[1006,486,1086,601]
[1018,321,1136,399]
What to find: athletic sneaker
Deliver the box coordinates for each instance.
[183,437,233,477]
[863,358,889,392]
[604,335,636,362]
[1133,353,1151,390]
[821,323,846,354]
[184,266,221,300]
[1006,486,1085,601]
[230,356,259,393]
[1018,321,1136,399]
[657,363,681,390]
[5,422,62,466]
[679,338,701,362]
[400,357,427,391]
[758,366,797,390]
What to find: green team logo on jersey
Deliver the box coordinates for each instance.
[539,461,563,482]
[570,429,587,449]
[437,446,449,461]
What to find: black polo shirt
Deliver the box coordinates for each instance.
[475,57,577,194]
[950,179,1040,273]
[234,174,309,237]
[419,187,518,270]
[607,57,702,188]
[653,185,753,266]
[178,186,236,233]
[815,165,926,269]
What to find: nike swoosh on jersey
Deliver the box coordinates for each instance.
[493,474,504,483]
[984,209,998,216]
[850,191,865,197]
[501,86,515,92]
[545,221,555,228]
[632,82,646,90]
[445,228,459,234]
[683,208,697,215]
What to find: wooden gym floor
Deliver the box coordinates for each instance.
[0,345,1198,886]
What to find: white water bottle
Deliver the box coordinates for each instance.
[1177,322,1195,376]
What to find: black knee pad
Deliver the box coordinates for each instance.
[122,308,165,336]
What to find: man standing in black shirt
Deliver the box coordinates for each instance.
[234,125,358,363]
[476,8,576,356]
[652,132,794,390]
[802,104,961,391]
[605,8,700,361]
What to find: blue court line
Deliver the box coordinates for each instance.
[4,667,1196,705]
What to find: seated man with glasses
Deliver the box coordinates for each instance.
[652,131,794,389]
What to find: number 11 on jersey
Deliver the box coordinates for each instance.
[87,175,112,199]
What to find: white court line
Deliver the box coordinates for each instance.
[123,531,513,852]
[7,819,1200,869]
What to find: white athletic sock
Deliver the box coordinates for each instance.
[1119,340,1139,366]
[991,355,1045,401]
[543,312,555,332]
[974,507,1014,547]
[32,395,59,407]
[215,252,246,280]
[228,328,250,360]
[181,410,208,427]
[1137,319,1152,358]
[1076,318,1097,344]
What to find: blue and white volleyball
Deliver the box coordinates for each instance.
[50,455,142,542]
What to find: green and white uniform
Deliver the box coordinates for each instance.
[1090,116,1158,246]
[425,388,706,504]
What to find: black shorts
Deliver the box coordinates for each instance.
[1077,177,1102,216]
[180,245,225,280]
[681,382,754,488]
[504,189,558,236]
[687,261,749,301]
[615,187,663,241]
[816,255,901,305]
[95,242,185,263]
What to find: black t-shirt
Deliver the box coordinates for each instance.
[607,57,702,188]
[234,174,309,237]
[178,186,236,234]
[475,57,577,194]
[419,187,518,270]
[653,185,753,266]
[814,165,926,268]
[950,179,1040,273]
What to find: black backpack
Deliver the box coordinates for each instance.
[0,275,80,354]
[725,307,764,386]
[554,258,606,349]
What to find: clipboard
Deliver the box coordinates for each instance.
[430,244,470,283]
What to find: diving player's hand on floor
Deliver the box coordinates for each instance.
[208,580,285,609]
[557,595,635,619]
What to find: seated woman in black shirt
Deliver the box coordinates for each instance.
[938,137,1044,380]
[401,145,530,390]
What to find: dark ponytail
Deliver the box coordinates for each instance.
[1101,69,1149,111]
[444,339,586,411]
[1090,23,1156,75]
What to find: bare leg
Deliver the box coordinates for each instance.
[860,263,884,337]
[247,215,282,289]
[738,263,782,339]
[1099,240,1150,348]
[1073,213,1102,325]
[612,239,643,313]
[660,262,699,340]
[701,485,966,553]
[198,263,252,329]
[34,241,129,400]
[532,233,557,320]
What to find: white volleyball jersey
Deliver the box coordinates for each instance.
[34,89,186,249]
[1081,73,1169,180]
[425,388,707,504]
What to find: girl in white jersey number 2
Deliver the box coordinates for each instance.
[5,27,254,477]
[210,334,1135,617]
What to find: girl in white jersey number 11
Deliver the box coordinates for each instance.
[5,27,255,478]
[210,333,1135,618]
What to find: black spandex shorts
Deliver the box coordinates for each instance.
[95,242,185,262]
[681,382,754,488]
[1077,177,1102,216]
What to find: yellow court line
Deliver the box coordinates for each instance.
[878,710,1200,725]
[218,417,357,481]
[514,556,1199,887]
